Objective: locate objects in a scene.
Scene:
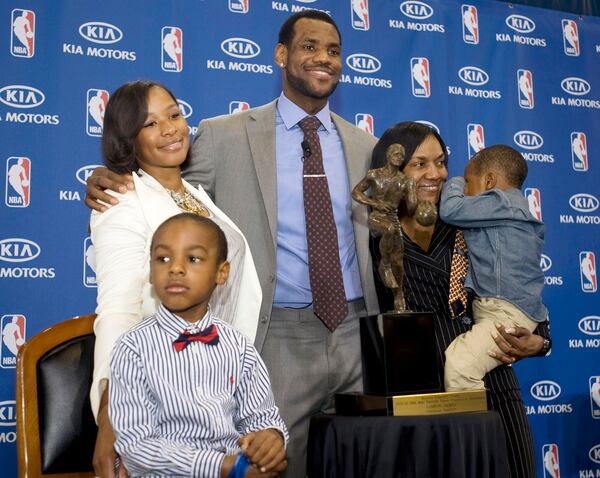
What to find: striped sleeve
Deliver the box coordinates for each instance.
[234,338,289,445]
[109,337,225,478]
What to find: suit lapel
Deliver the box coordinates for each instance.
[246,101,278,248]
[333,113,379,313]
[333,113,369,194]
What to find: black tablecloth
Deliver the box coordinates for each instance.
[307,412,509,478]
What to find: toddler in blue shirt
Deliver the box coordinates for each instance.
[440,145,547,391]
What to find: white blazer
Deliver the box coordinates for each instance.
[89,170,262,417]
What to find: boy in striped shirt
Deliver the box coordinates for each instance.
[109,213,288,477]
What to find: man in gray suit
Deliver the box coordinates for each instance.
[87,10,378,478]
[186,11,378,476]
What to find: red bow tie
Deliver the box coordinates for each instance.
[173,324,219,352]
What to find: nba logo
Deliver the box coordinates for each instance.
[525,188,542,221]
[580,251,597,293]
[590,376,600,419]
[0,314,26,369]
[351,0,370,31]
[355,113,374,135]
[517,69,534,109]
[5,157,31,208]
[83,237,97,288]
[229,0,249,13]
[11,9,35,58]
[467,123,485,157]
[462,5,479,44]
[571,132,588,171]
[86,89,109,137]
[229,101,250,115]
[411,57,431,98]
[161,26,183,72]
[562,19,580,56]
[542,444,560,478]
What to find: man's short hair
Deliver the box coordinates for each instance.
[151,213,228,264]
[470,145,528,188]
[278,10,342,46]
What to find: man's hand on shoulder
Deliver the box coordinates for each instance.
[239,429,287,474]
[85,167,134,212]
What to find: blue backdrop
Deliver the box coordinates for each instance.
[1,1,599,476]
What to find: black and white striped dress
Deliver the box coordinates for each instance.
[373,220,545,478]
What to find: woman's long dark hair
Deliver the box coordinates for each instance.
[370,121,448,172]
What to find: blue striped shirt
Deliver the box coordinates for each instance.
[109,304,288,477]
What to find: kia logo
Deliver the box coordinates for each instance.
[0,238,40,263]
[0,401,16,426]
[569,193,599,213]
[79,21,123,44]
[415,120,440,134]
[346,53,381,74]
[578,316,600,336]
[540,254,552,272]
[506,14,536,33]
[514,130,543,150]
[76,165,103,185]
[530,380,561,401]
[589,444,600,464]
[221,38,260,59]
[400,1,434,20]
[561,77,591,96]
[458,66,489,86]
[0,85,45,108]
[177,99,193,119]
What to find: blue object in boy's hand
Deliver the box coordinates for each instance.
[227,453,250,478]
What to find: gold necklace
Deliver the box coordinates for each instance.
[166,188,210,217]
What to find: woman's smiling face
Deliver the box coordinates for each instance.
[401,134,448,204]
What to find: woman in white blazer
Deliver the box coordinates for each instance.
[89,81,262,477]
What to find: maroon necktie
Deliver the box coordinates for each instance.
[173,324,219,352]
[299,116,348,331]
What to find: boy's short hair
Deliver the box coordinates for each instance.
[151,213,228,263]
[470,145,528,188]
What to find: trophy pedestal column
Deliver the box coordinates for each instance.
[361,311,440,395]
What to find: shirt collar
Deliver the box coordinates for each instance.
[276,91,333,132]
[155,303,215,339]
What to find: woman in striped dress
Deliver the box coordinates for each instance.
[369,122,551,478]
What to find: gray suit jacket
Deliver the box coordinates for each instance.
[185,99,379,350]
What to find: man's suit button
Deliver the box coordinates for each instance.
[260,315,268,324]
[269,274,275,282]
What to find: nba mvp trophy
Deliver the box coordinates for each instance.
[338,143,487,416]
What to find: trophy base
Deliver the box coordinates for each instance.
[335,390,488,416]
